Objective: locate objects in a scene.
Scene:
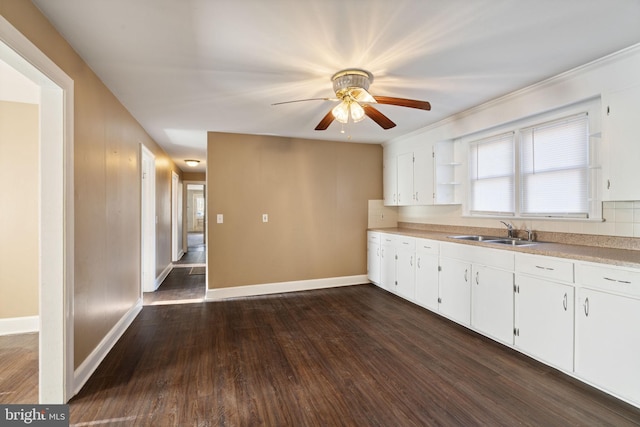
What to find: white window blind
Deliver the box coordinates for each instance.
[520,113,589,216]
[469,133,514,215]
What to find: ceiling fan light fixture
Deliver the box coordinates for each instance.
[332,101,350,123]
[350,101,366,122]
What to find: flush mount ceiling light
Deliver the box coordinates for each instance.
[272,68,431,131]
[185,160,200,167]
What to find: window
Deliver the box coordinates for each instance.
[469,133,514,215]
[520,114,589,217]
[467,108,594,219]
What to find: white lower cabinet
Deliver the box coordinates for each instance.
[514,274,574,372]
[395,237,416,300]
[366,232,640,408]
[414,239,440,311]
[380,234,396,292]
[471,265,514,345]
[438,257,472,325]
[575,262,640,407]
[367,231,381,286]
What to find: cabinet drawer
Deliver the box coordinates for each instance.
[577,263,640,299]
[367,231,380,245]
[515,253,574,283]
[441,242,513,270]
[381,233,396,246]
[396,236,415,251]
[415,238,438,255]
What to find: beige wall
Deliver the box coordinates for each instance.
[182,172,206,181]
[0,0,181,367]
[0,101,39,318]
[207,132,382,289]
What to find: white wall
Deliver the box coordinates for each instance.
[385,44,640,237]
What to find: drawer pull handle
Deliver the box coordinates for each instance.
[464,269,468,282]
[417,257,421,269]
[604,277,632,284]
[563,293,568,311]
[410,256,413,267]
[535,265,555,271]
[475,271,480,285]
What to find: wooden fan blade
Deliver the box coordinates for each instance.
[272,97,336,106]
[373,96,431,111]
[364,105,396,129]
[315,110,335,130]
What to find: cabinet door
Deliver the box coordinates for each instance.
[367,241,381,285]
[413,146,434,205]
[395,246,415,300]
[515,275,574,372]
[471,265,514,345]
[383,156,397,206]
[603,84,640,201]
[380,243,396,292]
[575,288,640,406]
[415,252,439,311]
[396,152,413,206]
[439,257,471,326]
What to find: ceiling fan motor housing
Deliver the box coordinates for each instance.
[332,69,373,97]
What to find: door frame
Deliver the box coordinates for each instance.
[0,16,75,402]
[140,144,156,293]
[182,180,206,251]
[171,171,182,262]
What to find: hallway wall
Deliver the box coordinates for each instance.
[0,0,181,368]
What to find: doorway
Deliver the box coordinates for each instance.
[0,16,74,403]
[177,182,206,265]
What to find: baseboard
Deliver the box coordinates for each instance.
[73,300,142,395]
[0,315,39,336]
[154,263,173,291]
[205,275,368,301]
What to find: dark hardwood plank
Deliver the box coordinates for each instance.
[0,333,38,404]
[70,285,640,426]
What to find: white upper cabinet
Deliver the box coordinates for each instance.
[383,155,398,206]
[384,141,459,206]
[602,83,640,201]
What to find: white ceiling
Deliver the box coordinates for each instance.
[32,0,640,173]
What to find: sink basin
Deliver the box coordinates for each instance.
[449,235,538,246]
[490,239,537,247]
[448,235,503,242]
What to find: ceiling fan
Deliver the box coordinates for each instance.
[273,68,431,131]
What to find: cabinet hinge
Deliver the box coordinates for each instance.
[513,328,520,337]
[607,105,610,116]
[437,297,442,304]
[438,265,442,272]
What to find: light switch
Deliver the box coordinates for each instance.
[262,214,268,223]
[217,214,223,224]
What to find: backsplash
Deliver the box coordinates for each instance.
[368,200,640,250]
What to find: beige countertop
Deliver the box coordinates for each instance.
[370,227,640,269]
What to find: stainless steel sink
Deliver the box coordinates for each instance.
[448,235,538,246]
[448,235,503,242]
[489,239,537,247]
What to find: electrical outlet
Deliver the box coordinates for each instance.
[262,214,268,223]
[217,214,223,224]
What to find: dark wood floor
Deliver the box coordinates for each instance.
[70,282,640,426]
[143,265,206,306]
[0,332,38,404]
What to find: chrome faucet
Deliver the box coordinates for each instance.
[500,221,514,239]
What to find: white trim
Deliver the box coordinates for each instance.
[154,263,173,291]
[205,275,368,301]
[0,316,39,335]
[140,144,156,294]
[73,301,142,395]
[0,16,75,403]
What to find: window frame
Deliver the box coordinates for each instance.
[463,98,601,221]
